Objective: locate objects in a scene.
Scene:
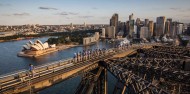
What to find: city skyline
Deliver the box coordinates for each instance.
[0,0,190,25]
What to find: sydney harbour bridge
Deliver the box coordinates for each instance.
[0,43,190,94]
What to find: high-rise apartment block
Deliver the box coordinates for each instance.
[105,26,115,38]
[83,32,99,45]
[101,28,105,38]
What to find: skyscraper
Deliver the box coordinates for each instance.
[129,13,134,38]
[70,23,73,29]
[164,18,172,37]
[140,26,149,38]
[145,19,149,27]
[125,21,130,36]
[136,18,141,38]
[171,22,178,38]
[118,22,126,32]
[136,18,141,26]
[129,13,134,21]
[110,13,119,34]
[155,16,166,37]
[178,23,183,34]
[149,21,154,37]
[165,21,171,36]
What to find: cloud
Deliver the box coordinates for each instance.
[56,12,68,15]
[68,12,78,15]
[79,16,93,18]
[170,7,181,11]
[13,13,30,16]
[55,12,78,16]
[92,7,98,10]
[39,7,58,10]
[169,7,190,12]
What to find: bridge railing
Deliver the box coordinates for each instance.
[0,43,158,90]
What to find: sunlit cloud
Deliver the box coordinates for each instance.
[13,13,30,16]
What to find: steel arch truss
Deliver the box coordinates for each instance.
[105,57,190,94]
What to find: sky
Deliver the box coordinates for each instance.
[0,0,190,25]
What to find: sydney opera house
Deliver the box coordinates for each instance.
[18,40,57,57]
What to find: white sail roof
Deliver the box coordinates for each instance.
[22,40,55,51]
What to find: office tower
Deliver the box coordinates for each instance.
[140,26,149,38]
[149,21,154,37]
[110,13,119,33]
[165,20,170,36]
[129,13,134,20]
[101,28,105,38]
[119,22,126,32]
[165,18,172,36]
[178,23,183,34]
[137,24,144,38]
[125,21,130,36]
[153,23,157,36]
[136,18,141,38]
[171,22,178,38]
[136,18,141,26]
[105,26,115,38]
[145,19,149,27]
[134,25,137,38]
[70,23,73,28]
[129,13,134,38]
[155,16,166,37]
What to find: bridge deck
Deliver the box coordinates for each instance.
[0,43,161,94]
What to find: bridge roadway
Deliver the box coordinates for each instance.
[0,43,159,94]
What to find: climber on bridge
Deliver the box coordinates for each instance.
[73,52,77,62]
[29,64,34,77]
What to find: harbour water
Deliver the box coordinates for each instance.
[0,37,117,94]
